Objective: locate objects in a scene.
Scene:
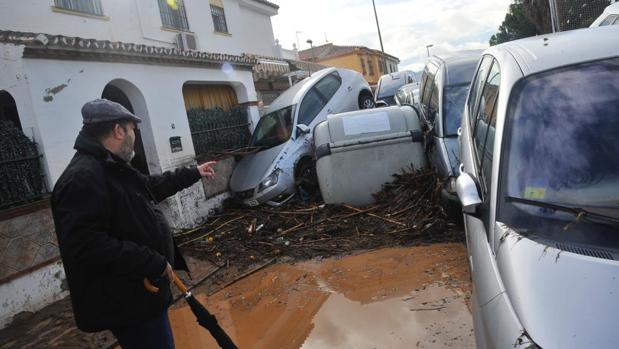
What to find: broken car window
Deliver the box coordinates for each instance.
[250,105,294,149]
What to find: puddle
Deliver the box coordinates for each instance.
[169,243,473,349]
[300,285,473,349]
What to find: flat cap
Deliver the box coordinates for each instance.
[81,99,142,124]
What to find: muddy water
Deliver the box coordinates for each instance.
[169,243,474,349]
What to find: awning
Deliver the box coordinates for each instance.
[253,58,290,80]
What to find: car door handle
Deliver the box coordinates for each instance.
[347,86,352,92]
[459,163,465,174]
[327,109,333,114]
[457,127,462,137]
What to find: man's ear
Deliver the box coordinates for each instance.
[111,123,125,140]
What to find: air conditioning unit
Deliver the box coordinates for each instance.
[176,32,198,51]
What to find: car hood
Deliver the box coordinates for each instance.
[443,136,460,176]
[495,222,619,348]
[230,143,286,192]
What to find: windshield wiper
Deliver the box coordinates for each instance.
[505,196,619,230]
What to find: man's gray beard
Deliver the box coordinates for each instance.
[119,140,135,163]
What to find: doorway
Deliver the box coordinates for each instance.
[102,84,150,175]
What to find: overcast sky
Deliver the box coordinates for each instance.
[271,0,512,72]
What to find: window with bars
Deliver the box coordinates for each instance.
[360,58,367,75]
[54,0,104,16]
[158,0,190,31]
[210,5,229,33]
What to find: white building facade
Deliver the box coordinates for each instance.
[0,0,279,329]
[0,0,280,222]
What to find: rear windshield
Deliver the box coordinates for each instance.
[499,57,619,250]
[443,84,469,136]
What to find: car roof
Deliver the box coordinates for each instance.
[590,2,619,26]
[486,26,619,77]
[267,67,336,112]
[424,50,483,85]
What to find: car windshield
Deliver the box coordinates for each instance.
[249,105,294,149]
[499,57,619,251]
[443,84,469,136]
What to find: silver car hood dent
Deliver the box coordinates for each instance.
[495,222,619,349]
[230,143,287,192]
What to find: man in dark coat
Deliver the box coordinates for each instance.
[51,99,216,348]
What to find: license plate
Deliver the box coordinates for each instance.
[245,199,260,207]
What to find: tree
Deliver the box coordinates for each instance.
[490,0,540,46]
[522,0,552,34]
[492,0,613,45]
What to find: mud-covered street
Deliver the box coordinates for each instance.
[172,243,473,349]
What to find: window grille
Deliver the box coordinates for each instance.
[210,5,229,33]
[54,0,104,16]
[158,0,190,31]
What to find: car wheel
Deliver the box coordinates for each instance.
[295,160,319,194]
[359,94,375,109]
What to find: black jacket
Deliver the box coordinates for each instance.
[51,132,201,332]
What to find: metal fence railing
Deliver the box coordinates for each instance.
[550,0,613,31]
[54,0,104,16]
[0,122,46,209]
[188,106,251,155]
[157,0,190,31]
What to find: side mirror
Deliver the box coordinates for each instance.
[296,124,310,137]
[456,172,482,214]
[375,100,388,108]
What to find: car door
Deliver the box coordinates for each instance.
[462,57,508,347]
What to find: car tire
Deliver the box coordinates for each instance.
[359,93,375,109]
[295,159,319,194]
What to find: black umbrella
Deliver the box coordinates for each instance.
[144,273,239,349]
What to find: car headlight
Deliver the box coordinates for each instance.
[445,176,457,194]
[258,171,279,193]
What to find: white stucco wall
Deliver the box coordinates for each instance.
[0,0,277,57]
[18,56,257,184]
[1,40,259,229]
[0,261,68,329]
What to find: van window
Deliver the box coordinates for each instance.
[428,68,441,123]
[421,63,438,115]
[468,56,493,126]
[473,60,500,193]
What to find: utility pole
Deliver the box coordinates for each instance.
[372,0,387,73]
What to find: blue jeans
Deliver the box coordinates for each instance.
[110,311,175,349]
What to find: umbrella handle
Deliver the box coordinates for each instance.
[144,272,188,294]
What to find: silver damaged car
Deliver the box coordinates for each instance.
[230,67,373,206]
[457,26,619,348]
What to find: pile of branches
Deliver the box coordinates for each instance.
[176,169,462,268]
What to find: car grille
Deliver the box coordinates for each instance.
[235,189,255,200]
